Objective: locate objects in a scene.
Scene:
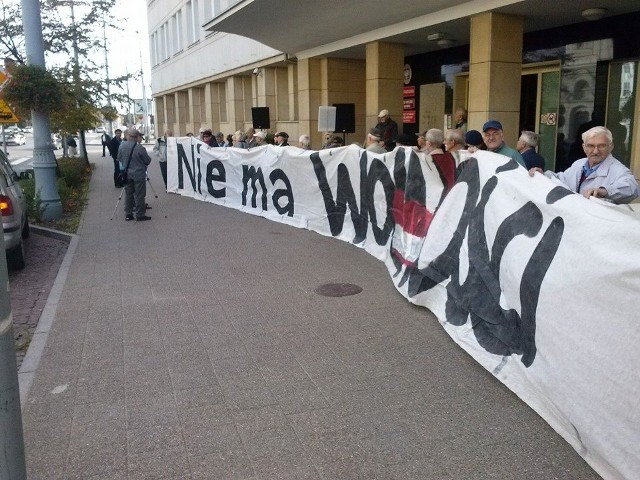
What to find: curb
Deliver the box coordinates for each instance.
[29,225,74,243]
[18,227,79,409]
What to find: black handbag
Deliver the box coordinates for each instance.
[117,144,135,185]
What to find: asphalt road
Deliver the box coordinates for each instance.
[3,131,113,173]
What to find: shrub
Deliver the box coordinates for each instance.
[57,157,91,189]
[17,158,92,233]
[17,176,43,223]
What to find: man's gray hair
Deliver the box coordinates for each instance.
[299,134,311,148]
[445,128,465,146]
[126,127,140,139]
[582,126,612,144]
[519,130,539,148]
[425,128,444,145]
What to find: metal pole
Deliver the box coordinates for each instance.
[102,16,113,137]
[139,50,148,141]
[0,231,27,479]
[21,0,62,220]
[125,65,131,126]
[69,1,85,158]
[1,125,6,157]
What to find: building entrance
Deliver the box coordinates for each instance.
[519,64,560,170]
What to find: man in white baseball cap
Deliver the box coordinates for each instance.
[373,109,398,152]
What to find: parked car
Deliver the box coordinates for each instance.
[95,126,105,133]
[51,134,62,150]
[1,132,26,145]
[23,126,33,133]
[0,150,28,270]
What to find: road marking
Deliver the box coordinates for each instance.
[10,157,31,166]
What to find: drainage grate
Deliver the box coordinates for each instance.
[314,283,363,297]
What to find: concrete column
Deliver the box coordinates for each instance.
[189,87,205,131]
[203,83,213,130]
[297,58,323,148]
[226,76,246,131]
[154,96,165,133]
[276,68,289,122]
[256,68,277,119]
[164,94,176,134]
[175,91,188,135]
[365,42,404,132]
[323,57,366,144]
[241,76,253,128]
[468,12,523,145]
[288,64,298,123]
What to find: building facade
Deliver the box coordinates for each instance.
[148,0,640,175]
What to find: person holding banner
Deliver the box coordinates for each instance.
[529,126,638,204]
[153,129,172,188]
[482,120,525,168]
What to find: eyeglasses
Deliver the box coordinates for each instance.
[583,143,610,151]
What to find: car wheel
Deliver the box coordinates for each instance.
[7,241,25,270]
[22,218,30,239]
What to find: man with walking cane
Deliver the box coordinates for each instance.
[118,128,152,221]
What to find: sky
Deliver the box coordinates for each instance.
[106,0,151,101]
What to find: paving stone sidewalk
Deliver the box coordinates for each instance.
[8,230,69,369]
[19,151,600,479]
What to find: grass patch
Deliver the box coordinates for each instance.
[18,157,92,234]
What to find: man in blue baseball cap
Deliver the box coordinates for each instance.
[481,120,525,168]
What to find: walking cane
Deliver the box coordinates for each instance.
[110,186,126,220]
[146,173,159,199]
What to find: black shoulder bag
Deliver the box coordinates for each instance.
[118,143,135,185]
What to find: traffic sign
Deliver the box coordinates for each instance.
[0,69,11,93]
[0,98,19,123]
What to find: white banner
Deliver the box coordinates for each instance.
[168,138,640,479]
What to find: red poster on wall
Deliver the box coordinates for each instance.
[403,98,415,110]
[403,110,416,123]
[403,86,415,97]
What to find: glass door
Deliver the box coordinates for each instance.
[606,61,637,167]
[520,64,561,170]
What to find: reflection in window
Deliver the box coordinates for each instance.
[573,79,590,100]
[607,61,637,167]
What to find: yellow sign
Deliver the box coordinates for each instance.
[0,69,10,92]
[0,98,18,123]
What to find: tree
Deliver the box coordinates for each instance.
[0,0,135,159]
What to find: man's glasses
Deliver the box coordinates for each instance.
[583,143,610,151]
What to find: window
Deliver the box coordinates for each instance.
[170,12,183,55]
[204,0,214,21]
[186,0,200,45]
[213,0,241,17]
[607,61,637,167]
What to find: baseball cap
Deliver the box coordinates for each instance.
[253,131,267,139]
[275,131,289,138]
[378,109,389,117]
[465,129,483,146]
[482,120,503,132]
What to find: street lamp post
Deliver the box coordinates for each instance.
[102,17,113,136]
[21,0,62,220]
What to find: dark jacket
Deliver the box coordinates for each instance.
[109,136,123,161]
[522,149,545,170]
